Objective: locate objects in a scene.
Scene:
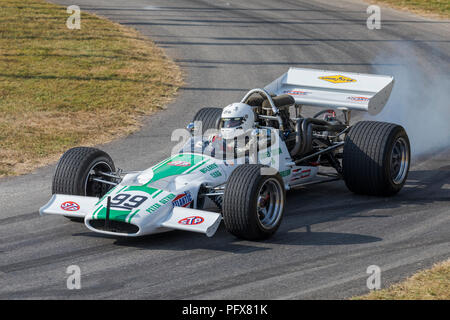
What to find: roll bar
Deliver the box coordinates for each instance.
[240,88,284,130]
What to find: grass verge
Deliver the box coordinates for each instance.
[368,0,449,19]
[0,0,183,177]
[354,259,450,299]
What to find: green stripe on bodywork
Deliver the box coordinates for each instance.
[93,187,159,221]
[96,207,131,222]
[151,157,174,171]
[125,185,159,194]
[91,153,209,222]
[152,189,164,198]
[146,153,205,184]
[185,159,209,174]
[92,205,103,219]
[127,209,140,223]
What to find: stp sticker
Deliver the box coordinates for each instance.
[319,75,356,84]
[61,201,80,211]
[168,161,191,167]
[172,192,193,207]
[178,216,204,225]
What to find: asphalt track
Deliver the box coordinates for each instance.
[0,0,449,299]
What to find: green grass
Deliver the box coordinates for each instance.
[370,0,449,18]
[0,0,182,176]
[354,259,450,300]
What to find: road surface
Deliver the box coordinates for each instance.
[0,0,449,299]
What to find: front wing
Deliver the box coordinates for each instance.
[39,194,222,237]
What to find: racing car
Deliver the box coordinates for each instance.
[40,67,410,240]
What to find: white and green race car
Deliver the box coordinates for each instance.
[40,68,411,240]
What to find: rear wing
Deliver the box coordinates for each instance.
[264,67,394,115]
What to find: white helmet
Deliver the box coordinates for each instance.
[220,102,255,139]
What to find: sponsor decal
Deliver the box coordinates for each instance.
[280,169,291,177]
[347,96,369,102]
[61,201,80,211]
[178,216,204,225]
[167,160,191,167]
[319,75,356,84]
[146,202,162,214]
[199,163,222,178]
[159,193,176,204]
[291,168,311,180]
[300,169,311,178]
[283,90,310,96]
[172,192,193,208]
[210,171,222,178]
[200,163,218,174]
[146,193,176,214]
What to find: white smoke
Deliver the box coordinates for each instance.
[367,43,450,159]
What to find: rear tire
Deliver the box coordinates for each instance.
[52,147,116,198]
[343,121,410,196]
[192,107,223,135]
[222,164,285,240]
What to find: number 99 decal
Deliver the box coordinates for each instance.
[109,193,148,210]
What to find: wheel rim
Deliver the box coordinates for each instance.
[390,137,409,185]
[84,161,113,197]
[256,178,284,229]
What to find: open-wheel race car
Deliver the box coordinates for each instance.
[40,68,410,240]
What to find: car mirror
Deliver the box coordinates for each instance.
[186,122,195,134]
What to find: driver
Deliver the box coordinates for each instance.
[208,102,273,160]
[202,102,255,159]
[219,102,255,140]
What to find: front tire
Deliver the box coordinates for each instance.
[343,121,410,196]
[52,147,116,198]
[222,164,285,240]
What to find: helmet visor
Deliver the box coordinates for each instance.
[221,117,244,129]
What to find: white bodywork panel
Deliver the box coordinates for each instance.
[265,67,394,115]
